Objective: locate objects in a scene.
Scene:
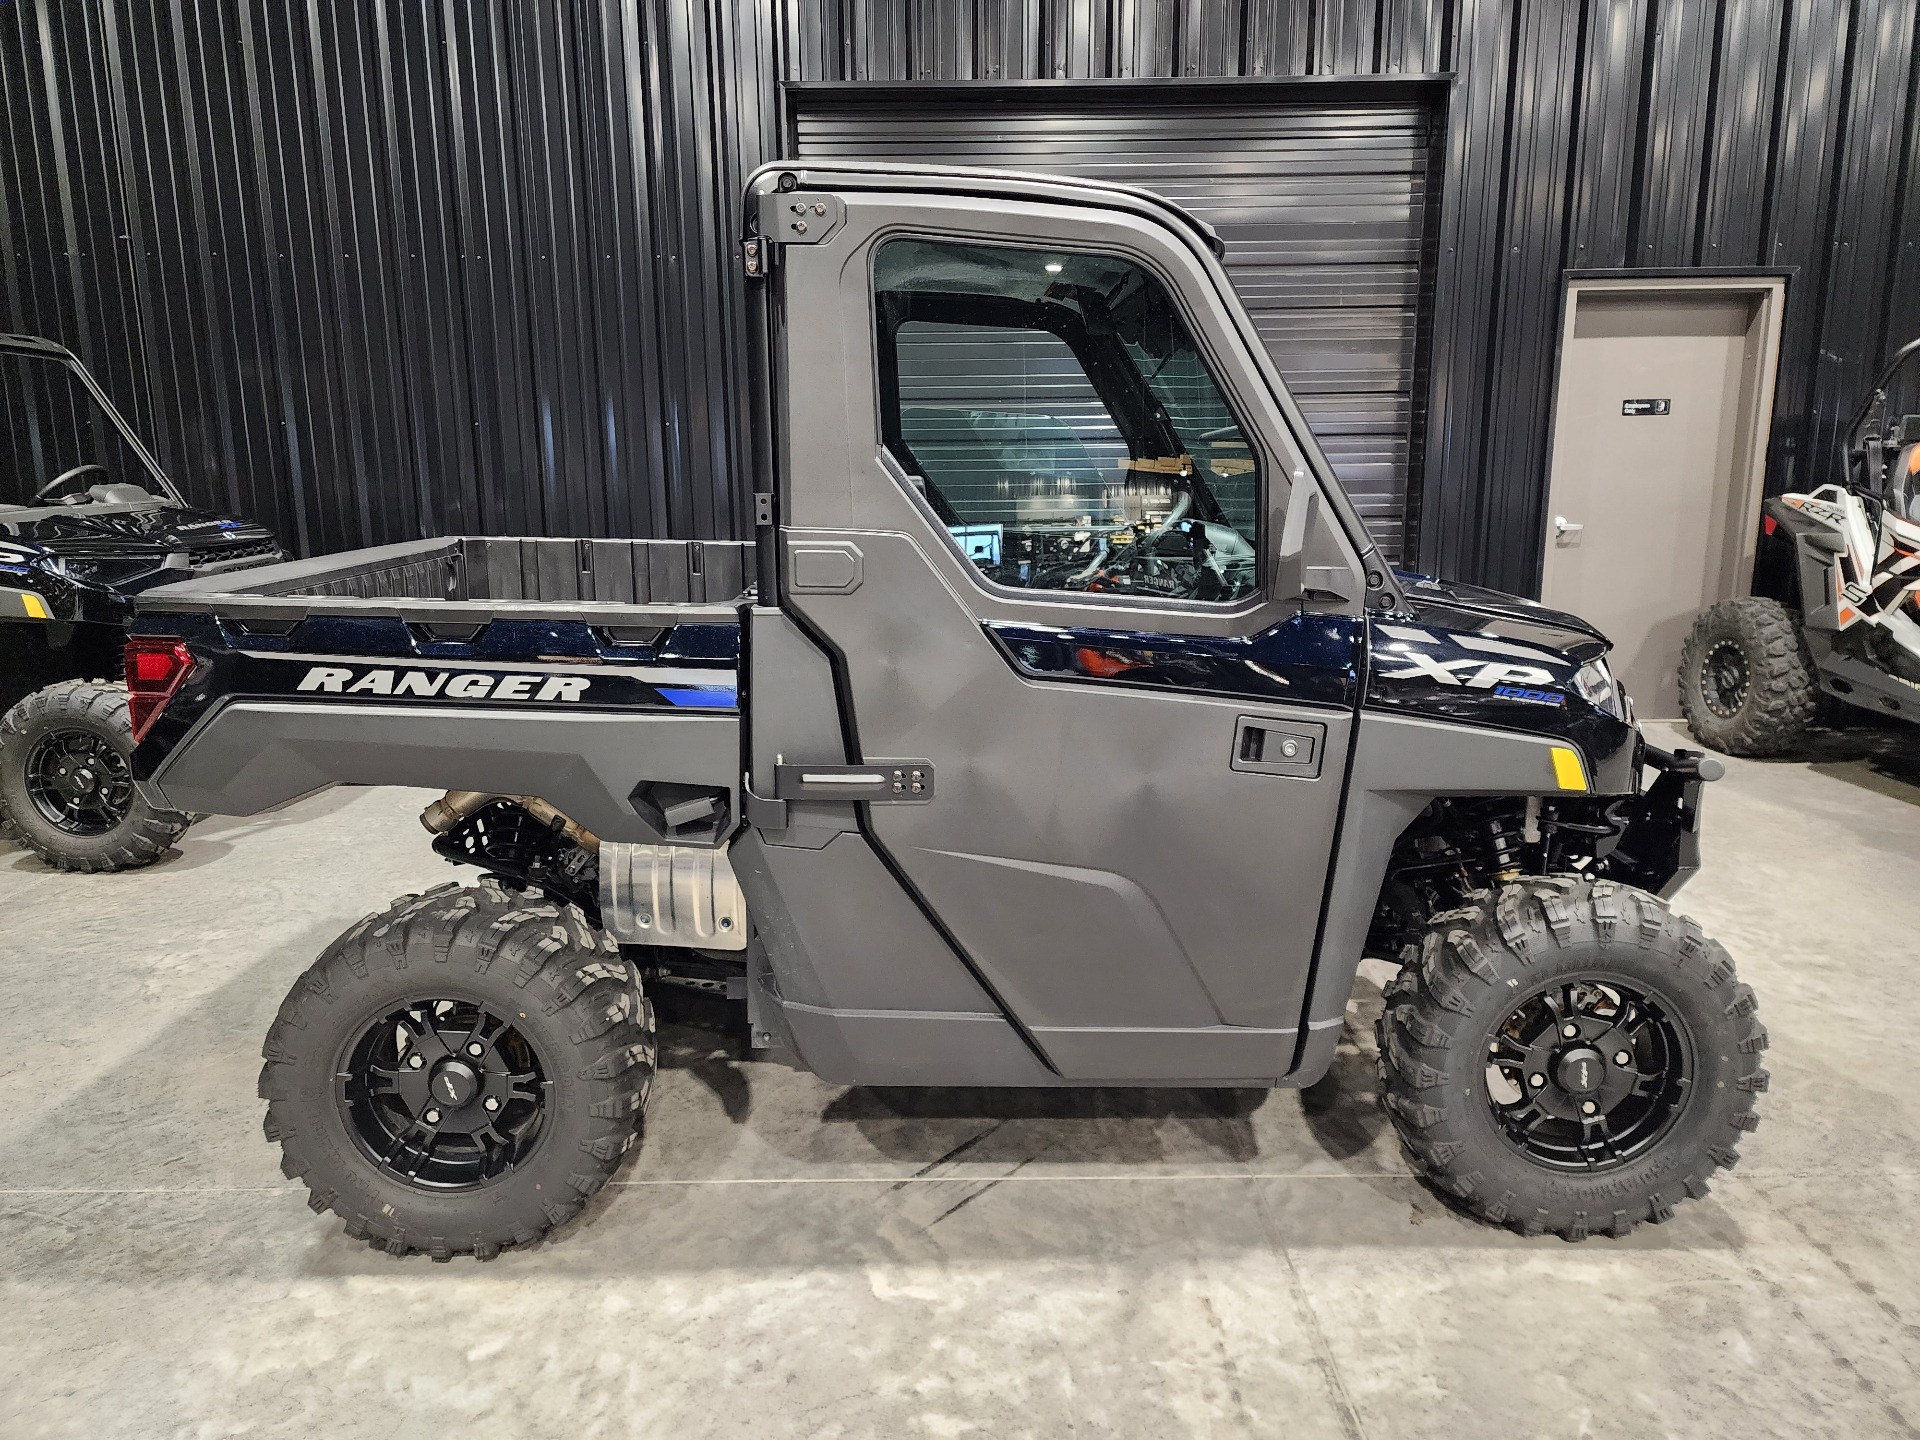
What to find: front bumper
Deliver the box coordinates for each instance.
[1602,742,1723,897]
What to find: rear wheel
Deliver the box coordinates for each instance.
[1678,597,1817,756]
[261,879,654,1259]
[1377,876,1768,1239]
[0,680,190,871]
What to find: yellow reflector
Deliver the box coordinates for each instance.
[1550,746,1587,791]
[19,592,48,620]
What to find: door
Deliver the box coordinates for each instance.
[767,173,1367,1083]
[1541,277,1784,716]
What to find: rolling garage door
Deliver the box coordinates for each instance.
[790,88,1437,562]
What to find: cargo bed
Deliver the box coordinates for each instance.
[137,536,753,624]
[128,535,750,844]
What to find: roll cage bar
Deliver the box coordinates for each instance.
[1843,335,1920,495]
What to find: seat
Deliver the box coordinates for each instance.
[1888,443,1920,523]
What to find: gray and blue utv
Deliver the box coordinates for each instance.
[124,163,1766,1256]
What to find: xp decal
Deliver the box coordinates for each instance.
[1364,600,1634,788]
[1373,624,1564,689]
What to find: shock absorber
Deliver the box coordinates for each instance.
[1481,805,1529,881]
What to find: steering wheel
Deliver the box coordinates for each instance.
[32,463,110,503]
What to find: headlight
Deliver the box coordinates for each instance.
[1573,658,1629,720]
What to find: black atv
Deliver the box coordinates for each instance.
[0,333,283,870]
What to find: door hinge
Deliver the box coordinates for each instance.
[742,237,765,279]
[753,491,774,526]
[756,191,846,246]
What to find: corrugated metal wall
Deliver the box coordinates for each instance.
[784,0,1920,594]
[0,0,776,556]
[5,0,1919,597]
[790,83,1438,561]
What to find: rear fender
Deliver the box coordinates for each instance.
[145,700,738,846]
[131,612,742,846]
[1769,490,1864,631]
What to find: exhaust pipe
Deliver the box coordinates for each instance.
[419,791,601,849]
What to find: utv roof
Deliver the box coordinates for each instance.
[745,159,1228,260]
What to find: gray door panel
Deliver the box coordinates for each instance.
[748,830,1001,1015]
[789,528,1353,1069]
[904,847,1219,1029]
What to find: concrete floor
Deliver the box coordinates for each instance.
[2,720,1918,1438]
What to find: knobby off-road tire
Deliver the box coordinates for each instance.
[1679,597,1817,756]
[1377,876,1768,1240]
[0,679,190,872]
[261,878,655,1260]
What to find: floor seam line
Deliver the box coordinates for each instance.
[3,1167,1915,1196]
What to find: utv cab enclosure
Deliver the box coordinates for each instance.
[128,162,1765,1257]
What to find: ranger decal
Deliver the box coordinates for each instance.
[296,666,591,702]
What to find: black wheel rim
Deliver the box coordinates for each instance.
[1483,976,1693,1171]
[23,728,134,836]
[1700,639,1750,718]
[337,997,551,1190]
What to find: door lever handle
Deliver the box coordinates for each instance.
[1554,515,1584,536]
[773,760,934,803]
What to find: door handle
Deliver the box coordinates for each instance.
[1554,515,1584,543]
[1229,717,1324,778]
[773,760,934,803]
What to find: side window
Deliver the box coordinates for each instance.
[875,237,1262,603]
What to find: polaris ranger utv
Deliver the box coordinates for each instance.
[126,162,1764,1257]
[0,334,283,870]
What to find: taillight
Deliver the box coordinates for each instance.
[124,637,196,741]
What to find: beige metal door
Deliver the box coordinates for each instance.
[1541,278,1784,717]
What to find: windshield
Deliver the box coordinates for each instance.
[0,351,165,509]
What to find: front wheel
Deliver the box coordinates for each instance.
[0,679,191,871]
[1377,877,1768,1239]
[1678,597,1817,756]
[260,879,655,1259]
